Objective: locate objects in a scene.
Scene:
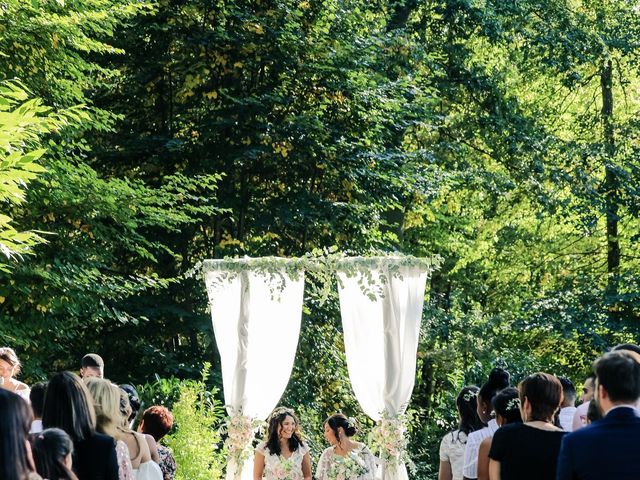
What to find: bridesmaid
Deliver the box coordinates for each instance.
[253,407,312,480]
[316,413,377,480]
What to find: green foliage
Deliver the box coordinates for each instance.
[162,364,225,480]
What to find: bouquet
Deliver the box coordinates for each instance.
[368,411,415,473]
[265,456,304,480]
[224,413,264,478]
[326,452,369,480]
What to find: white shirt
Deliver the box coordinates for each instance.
[462,419,498,478]
[439,430,468,480]
[572,401,590,431]
[559,406,576,431]
[29,419,43,434]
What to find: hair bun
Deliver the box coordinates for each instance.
[488,367,510,389]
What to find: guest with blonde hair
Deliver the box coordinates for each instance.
[0,347,30,402]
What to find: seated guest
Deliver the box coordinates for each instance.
[30,428,78,480]
[138,406,177,480]
[463,368,509,480]
[571,375,594,431]
[80,354,104,379]
[488,373,565,480]
[557,351,640,479]
[477,387,521,480]
[557,377,576,431]
[84,378,135,480]
[0,347,30,402]
[439,386,484,480]
[0,389,42,480]
[42,371,118,480]
[29,382,47,434]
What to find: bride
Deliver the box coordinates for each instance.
[254,407,312,480]
[316,414,377,480]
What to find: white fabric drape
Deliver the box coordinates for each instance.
[205,260,305,480]
[337,258,429,480]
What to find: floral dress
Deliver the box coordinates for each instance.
[315,444,377,480]
[255,441,309,480]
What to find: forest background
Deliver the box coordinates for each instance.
[1,0,640,478]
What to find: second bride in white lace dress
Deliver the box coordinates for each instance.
[254,407,312,480]
[316,414,377,480]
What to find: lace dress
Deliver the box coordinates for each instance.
[315,444,377,480]
[116,440,135,480]
[255,441,310,480]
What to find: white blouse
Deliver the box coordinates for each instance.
[256,441,310,480]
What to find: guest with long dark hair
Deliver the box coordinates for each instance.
[0,389,41,480]
[488,373,565,480]
[42,371,118,480]
[30,428,78,480]
[477,387,522,480]
[462,368,510,480]
[439,386,484,480]
[254,407,311,480]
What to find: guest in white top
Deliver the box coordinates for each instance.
[557,376,576,431]
[571,375,595,431]
[29,382,47,434]
[0,347,30,402]
[438,386,484,480]
[462,368,509,480]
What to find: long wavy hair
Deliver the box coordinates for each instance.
[30,428,78,480]
[264,407,304,456]
[0,389,33,480]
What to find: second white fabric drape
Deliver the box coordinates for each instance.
[205,260,305,480]
[337,258,428,480]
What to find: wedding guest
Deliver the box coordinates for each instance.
[488,373,565,480]
[0,347,30,402]
[316,413,376,480]
[254,407,312,480]
[557,351,640,479]
[462,368,509,480]
[585,399,602,424]
[84,378,135,480]
[439,386,484,480]
[118,389,162,480]
[477,387,521,480]
[0,389,41,480]
[42,371,118,480]
[557,377,576,431]
[80,354,104,379]
[29,382,47,434]
[120,384,160,464]
[571,375,594,431]
[138,406,177,480]
[30,428,78,480]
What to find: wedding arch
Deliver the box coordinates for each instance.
[199,254,439,480]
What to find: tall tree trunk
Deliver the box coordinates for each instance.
[601,59,620,319]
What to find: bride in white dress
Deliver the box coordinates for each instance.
[254,407,312,480]
[316,414,377,480]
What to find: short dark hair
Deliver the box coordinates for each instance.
[518,373,562,422]
[594,351,640,404]
[30,381,48,419]
[140,406,174,441]
[81,354,104,369]
[557,376,576,405]
[42,372,96,443]
[612,343,640,355]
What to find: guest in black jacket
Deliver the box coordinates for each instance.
[42,371,118,480]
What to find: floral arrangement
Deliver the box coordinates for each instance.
[326,452,369,480]
[223,413,264,478]
[265,456,304,480]
[368,411,415,474]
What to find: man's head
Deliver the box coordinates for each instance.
[594,350,640,415]
[580,375,596,403]
[557,376,576,408]
[80,353,104,379]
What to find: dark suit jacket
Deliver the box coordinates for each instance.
[73,432,119,480]
[556,406,640,480]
